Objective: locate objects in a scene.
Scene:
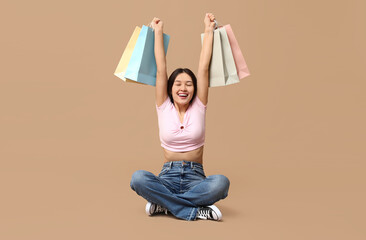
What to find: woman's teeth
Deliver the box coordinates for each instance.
[178,93,188,97]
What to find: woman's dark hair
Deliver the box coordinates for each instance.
[167,68,197,105]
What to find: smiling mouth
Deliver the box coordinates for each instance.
[177,93,188,99]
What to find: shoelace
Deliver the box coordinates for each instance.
[155,205,168,214]
[198,208,212,219]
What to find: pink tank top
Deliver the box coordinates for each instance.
[156,96,207,152]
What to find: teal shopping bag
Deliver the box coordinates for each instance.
[124,25,170,86]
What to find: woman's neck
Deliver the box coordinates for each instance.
[174,102,189,113]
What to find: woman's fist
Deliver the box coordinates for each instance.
[150,17,163,31]
[204,13,216,31]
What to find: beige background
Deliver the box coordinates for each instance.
[1,0,365,239]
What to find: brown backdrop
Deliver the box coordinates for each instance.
[1,0,365,239]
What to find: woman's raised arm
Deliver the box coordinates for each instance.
[151,17,168,107]
[197,13,216,106]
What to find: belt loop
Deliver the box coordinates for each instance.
[169,161,172,169]
[190,161,193,168]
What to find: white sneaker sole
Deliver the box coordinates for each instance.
[145,202,154,216]
[208,205,222,221]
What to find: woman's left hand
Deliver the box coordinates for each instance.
[204,13,216,32]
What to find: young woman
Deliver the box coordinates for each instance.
[130,13,230,221]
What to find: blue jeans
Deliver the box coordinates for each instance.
[130,160,230,221]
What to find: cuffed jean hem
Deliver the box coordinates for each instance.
[187,207,199,221]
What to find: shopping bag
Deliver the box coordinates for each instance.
[124,25,170,86]
[201,27,239,87]
[202,29,224,87]
[219,27,240,85]
[114,26,145,85]
[224,24,250,79]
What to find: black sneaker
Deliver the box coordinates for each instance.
[145,202,168,216]
[196,205,222,221]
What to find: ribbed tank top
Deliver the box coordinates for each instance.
[156,96,207,152]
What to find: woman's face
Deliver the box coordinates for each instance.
[171,72,194,107]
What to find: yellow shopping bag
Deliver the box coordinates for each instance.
[114,26,145,84]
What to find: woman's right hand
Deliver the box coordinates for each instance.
[150,17,163,31]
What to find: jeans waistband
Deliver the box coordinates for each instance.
[163,161,203,169]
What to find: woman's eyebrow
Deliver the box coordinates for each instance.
[175,80,192,83]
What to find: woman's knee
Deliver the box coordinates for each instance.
[130,170,151,190]
[210,174,230,196]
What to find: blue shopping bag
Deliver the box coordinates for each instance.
[124,25,170,86]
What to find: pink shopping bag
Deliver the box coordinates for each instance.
[224,24,250,79]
